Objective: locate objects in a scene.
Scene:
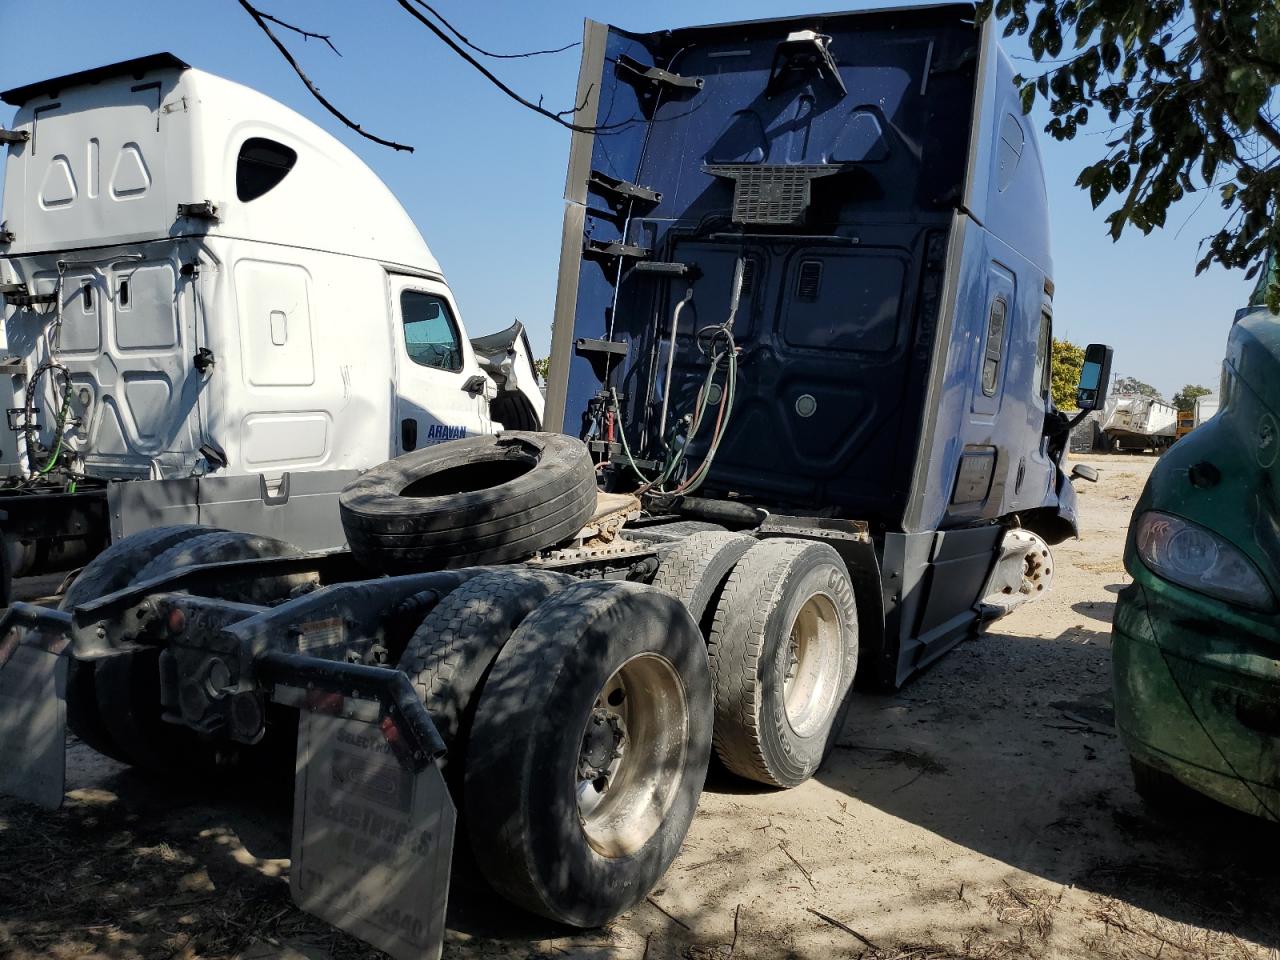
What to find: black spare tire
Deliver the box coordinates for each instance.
[340,432,597,570]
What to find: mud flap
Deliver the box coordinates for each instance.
[291,712,455,960]
[0,604,72,810]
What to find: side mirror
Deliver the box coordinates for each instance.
[1075,343,1114,411]
[1071,464,1099,483]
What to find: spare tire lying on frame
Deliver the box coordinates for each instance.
[340,431,598,571]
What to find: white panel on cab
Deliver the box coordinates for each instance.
[241,412,330,469]
[116,262,178,350]
[21,88,168,250]
[235,259,316,387]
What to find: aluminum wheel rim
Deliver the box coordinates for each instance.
[783,593,842,738]
[576,653,688,859]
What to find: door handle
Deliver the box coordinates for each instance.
[401,418,418,451]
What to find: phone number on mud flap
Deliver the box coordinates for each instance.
[309,789,437,857]
[299,869,430,945]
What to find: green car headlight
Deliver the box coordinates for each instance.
[1135,511,1276,612]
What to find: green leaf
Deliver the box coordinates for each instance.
[1101,40,1121,72]
[1021,82,1036,114]
[1090,174,1109,207]
[1111,161,1131,192]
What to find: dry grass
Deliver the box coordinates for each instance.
[1085,896,1279,960]
[984,884,1061,943]
[0,793,370,960]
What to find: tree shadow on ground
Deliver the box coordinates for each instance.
[813,628,1280,951]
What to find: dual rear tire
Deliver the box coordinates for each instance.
[655,532,860,788]
[408,533,857,926]
[61,518,856,927]
[402,573,713,927]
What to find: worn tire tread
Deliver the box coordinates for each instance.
[650,531,757,629]
[707,538,857,788]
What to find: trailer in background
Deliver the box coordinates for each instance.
[1101,396,1178,452]
[1194,392,1220,426]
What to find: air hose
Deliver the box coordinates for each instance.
[21,264,76,479]
[24,361,74,476]
[613,256,744,495]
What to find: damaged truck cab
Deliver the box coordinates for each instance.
[0,54,541,601]
[546,4,1091,688]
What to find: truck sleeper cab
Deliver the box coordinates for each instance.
[546,3,1083,688]
[0,54,541,600]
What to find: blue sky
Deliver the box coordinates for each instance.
[0,0,1249,399]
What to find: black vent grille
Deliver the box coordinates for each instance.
[704,163,849,225]
[739,258,756,297]
[797,260,823,301]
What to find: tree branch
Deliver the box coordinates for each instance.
[405,0,578,59]
[394,0,608,133]
[238,0,414,152]
[1253,111,1280,153]
[255,9,341,56]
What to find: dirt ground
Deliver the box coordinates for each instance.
[3,454,1278,960]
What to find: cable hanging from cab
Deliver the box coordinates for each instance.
[612,255,745,496]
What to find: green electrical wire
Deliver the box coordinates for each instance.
[612,328,737,496]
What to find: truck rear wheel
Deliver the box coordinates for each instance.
[650,531,756,629]
[708,538,858,788]
[60,524,209,763]
[339,432,596,571]
[131,530,299,588]
[464,581,712,927]
[95,530,299,769]
[398,568,573,782]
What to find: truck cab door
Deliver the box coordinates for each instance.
[388,275,492,454]
[1027,303,1056,494]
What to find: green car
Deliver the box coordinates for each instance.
[1113,280,1280,821]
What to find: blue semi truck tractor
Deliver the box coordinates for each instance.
[544,3,1107,693]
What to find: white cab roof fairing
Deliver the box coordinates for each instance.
[1,53,440,275]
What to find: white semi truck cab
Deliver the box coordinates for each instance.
[0,53,541,600]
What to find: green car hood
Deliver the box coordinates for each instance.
[1128,309,1280,617]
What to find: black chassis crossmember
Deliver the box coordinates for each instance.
[0,553,499,777]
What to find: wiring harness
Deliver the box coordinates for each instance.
[613,257,745,496]
[20,263,76,481]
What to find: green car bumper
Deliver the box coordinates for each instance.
[1113,578,1280,821]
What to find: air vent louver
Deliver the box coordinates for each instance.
[797,260,823,301]
[703,163,851,225]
